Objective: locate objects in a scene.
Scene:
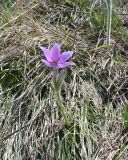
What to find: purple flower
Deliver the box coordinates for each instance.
[40,43,75,68]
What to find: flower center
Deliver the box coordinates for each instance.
[51,53,60,62]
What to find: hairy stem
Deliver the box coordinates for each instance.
[55,91,69,126]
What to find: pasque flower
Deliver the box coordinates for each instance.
[40,43,75,125]
[40,43,75,68]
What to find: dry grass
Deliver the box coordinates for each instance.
[0,0,128,159]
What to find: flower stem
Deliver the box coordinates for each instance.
[55,91,69,126]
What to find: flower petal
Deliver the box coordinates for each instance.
[50,43,61,62]
[40,47,52,62]
[58,62,75,68]
[59,51,74,63]
[42,59,57,68]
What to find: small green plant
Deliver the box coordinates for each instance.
[122,106,128,129]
